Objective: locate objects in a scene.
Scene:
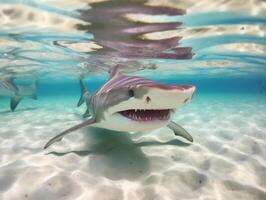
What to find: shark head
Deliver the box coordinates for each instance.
[92,71,195,132]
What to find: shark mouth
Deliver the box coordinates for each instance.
[118,109,171,121]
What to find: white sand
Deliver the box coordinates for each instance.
[0,94,266,200]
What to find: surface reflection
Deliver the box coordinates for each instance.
[0,0,265,78]
[75,0,193,60]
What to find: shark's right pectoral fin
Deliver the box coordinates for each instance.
[167,121,193,142]
[44,117,96,149]
[10,96,22,111]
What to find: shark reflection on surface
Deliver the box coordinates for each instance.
[55,0,193,61]
[78,0,193,59]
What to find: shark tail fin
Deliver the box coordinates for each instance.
[77,79,89,107]
[17,80,38,100]
[10,96,22,111]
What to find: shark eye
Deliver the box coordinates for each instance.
[128,89,134,97]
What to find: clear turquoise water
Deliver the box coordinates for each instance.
[0,1,266,200]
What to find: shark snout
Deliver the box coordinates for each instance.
[139,84,196,108]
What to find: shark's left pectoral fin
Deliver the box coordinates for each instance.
[44,117,96,149]
[167,121,193,142]
[10,96,22,111]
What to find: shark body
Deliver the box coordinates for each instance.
[44,67,195,149]
[0,78,37,111]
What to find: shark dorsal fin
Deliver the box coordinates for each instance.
[108,65,121,79]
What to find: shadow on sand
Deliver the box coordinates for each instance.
[47,127,192,181]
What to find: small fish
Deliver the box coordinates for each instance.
[0,78,38,111]
[44,66,195,149]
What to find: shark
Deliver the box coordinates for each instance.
[0,78,37,111]
[44,67,196,149]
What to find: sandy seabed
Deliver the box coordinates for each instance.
[0,94,266,200]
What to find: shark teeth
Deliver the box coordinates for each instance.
[119,109,170,122]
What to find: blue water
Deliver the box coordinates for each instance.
[0,1,266,200]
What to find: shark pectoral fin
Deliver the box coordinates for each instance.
[10,96,22,111]
[167,121,193,142]
[43,117,96,149]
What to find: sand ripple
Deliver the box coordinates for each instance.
[0,95,266,200]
